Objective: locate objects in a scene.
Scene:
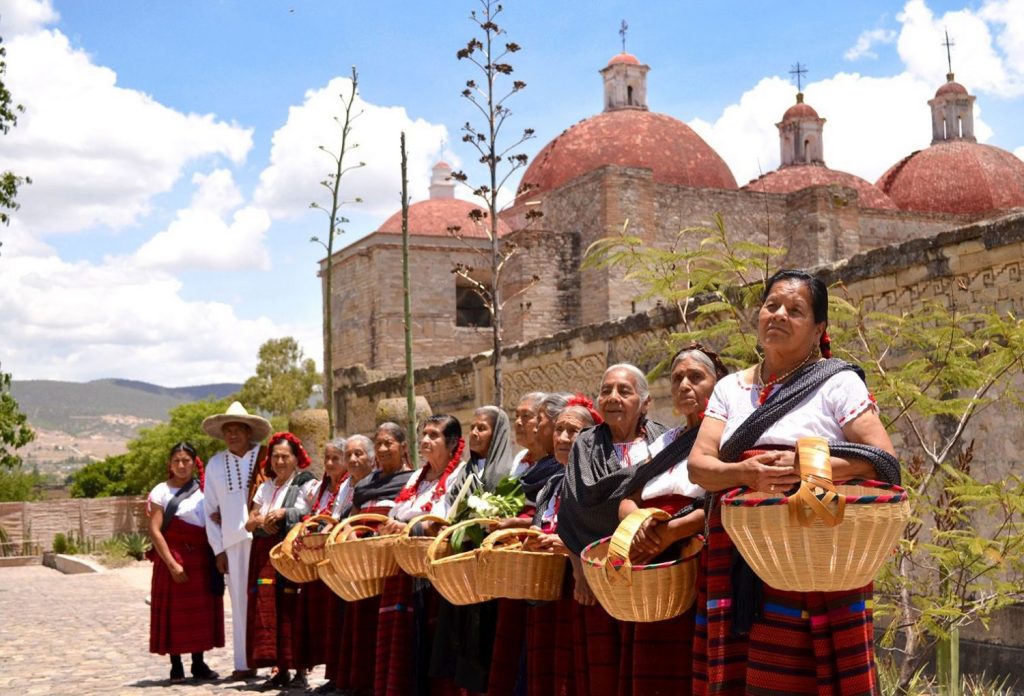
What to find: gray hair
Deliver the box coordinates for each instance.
[518,391,548,410]
[559,404,599,429]
[474,405,501,426]
[603,363,650,401]
[325,436,347,454]
[539,392,573,421]
[345,433,376,465]
[670,349,717,377]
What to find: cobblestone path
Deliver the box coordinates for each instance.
[0,563,326,695]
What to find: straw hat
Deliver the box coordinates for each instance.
[202,401,272,443]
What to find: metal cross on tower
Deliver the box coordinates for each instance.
[789,62,808,92]
[620,20,629,53]
[942,29,956,74]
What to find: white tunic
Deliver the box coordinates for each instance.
[641,427,706,500]
[705,370,876,446]
[252,474,318,517]
[147,481,206,528]
[390,469,456,522]
[312,479,352,518]
[203,445,262,556]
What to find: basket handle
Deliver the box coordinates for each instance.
[605,508,670,584]
[426,518,498,563]
[336,524,377,541]
[299,514,337,535]
[340,513,392,528]
[479,527,541,554]
[791,437,844,527]
[402,514,449,540]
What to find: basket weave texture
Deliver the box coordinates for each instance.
[426,518,498,605]
[393,514,449,578]
[478,528,567,601]
[325,513,400,582]
[270,541,319,583]
[581,508,701,622]
[721,480,909,592]
[317,559,385,601]
[293,514,337,565]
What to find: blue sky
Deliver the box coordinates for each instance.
[1,0,1022,385]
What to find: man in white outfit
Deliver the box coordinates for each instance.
[201,401,271,680]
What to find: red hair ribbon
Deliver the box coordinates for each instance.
[265,431,313,471]
[566,393,604,425]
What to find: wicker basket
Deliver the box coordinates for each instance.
[426,518,498,606]
[270,541,319,583]
[393,514,449,578]
[477,528,567,601]
[581,508,702,622]
[721,480,909,592]
[293,514,337,566]
[317,559,385,601]
[324,513,401,582]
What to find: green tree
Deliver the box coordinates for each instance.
[584,218,1024,692]
[71,397,231,497]
[237,337,321,418]
[1,31,31,229]
[0,463,41,502]
[1,368,34,470]
[310,67,363,435]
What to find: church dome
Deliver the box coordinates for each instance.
[520,109,737,197]
[876,141,1024,215]
[744,165,897,209]
[607,52,640,66]
[782,93,819,121]
[935,78,968,97]
[377,162,510,238]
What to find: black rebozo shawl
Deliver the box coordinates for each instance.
[557,418,685,556]
[349,468,415,515]
[519,454,562,509]
[446,408,515,505]
[716,358,901,634]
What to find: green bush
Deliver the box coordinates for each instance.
[52,532,76,555]
[117,532,151,561]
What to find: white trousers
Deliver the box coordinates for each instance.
[224,539,252,670]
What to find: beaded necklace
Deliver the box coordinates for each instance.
[315,475,346,515]
[755,351,817,406]
[225,447,257,493]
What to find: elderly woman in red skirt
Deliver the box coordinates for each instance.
[147,441,223,682]
[244,431,318,688]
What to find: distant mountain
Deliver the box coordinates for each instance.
[10,379,242,435]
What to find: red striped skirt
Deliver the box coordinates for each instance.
[526,571,576,696]
[332,594,379,692]
[292,578,332,669]
[619,608,695,696]
[246,534,297,669]
[148,518,225,655]
[693,501,879,695]
[323,588,345,683]
[572,601,622,696]
[486,599,527,695]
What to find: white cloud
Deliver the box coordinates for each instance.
[897,0,1024,97]
[0,250,319,384]
[693,0,1010,187]
[845,28,898,61]
[254,76,455,219]
[134,170,272,272]
[2,26,253,234]
[0,0,58,37]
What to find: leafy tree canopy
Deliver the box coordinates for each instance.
[238,337,321,418]
[1,369,34,470]
[1,32,31,227]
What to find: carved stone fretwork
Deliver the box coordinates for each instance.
[422,373,476,409]
[500,352,607,409]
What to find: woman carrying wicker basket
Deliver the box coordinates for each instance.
[243,432,318,689]
[689,270,901,696]
[556,363,668,696]
[330,428,412,696]
[295,436,347,695]
[523,396,602,696]
[610,345,727,696]
[373,415,466,696]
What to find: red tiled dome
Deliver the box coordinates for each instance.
[935,79,968,97]
[876,141,1024,215]
[377,198,510,238]
[782,101,819,120]
[519,109,737,197]
[608,52,640,66]
[744,164,897,210]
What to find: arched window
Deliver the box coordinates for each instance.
[627,85,634,105]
